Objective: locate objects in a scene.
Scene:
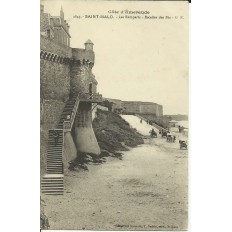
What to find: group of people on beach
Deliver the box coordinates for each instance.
[178,125,185,133]
[140,119,153,125]
[149,128,176,142]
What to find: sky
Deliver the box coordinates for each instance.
[41,0,189,115]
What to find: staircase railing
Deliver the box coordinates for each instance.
[79,93,102,102]
[63,95,80,132]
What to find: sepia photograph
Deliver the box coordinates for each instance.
[40,0,189,230]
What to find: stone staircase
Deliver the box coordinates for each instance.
[41,96,80,195]
[41,174,64,195]
[47,130,63,174]
[41,129,64,195]
[57,97,79,129]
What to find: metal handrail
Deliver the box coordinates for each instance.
[63,95,80,131]
[79,92,102,101]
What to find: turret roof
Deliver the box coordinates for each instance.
[85,39,94,44]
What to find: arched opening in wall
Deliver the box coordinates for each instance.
[47,29,50,39]
[89,83,93,95]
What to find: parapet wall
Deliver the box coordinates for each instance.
[122,101,140,113]
[41,35,72,57]
[72,48,95,64]
[122,101,163,117]
[105,98,163,117]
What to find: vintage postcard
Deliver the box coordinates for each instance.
[40,0,189,230]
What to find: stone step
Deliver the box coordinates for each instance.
[42,177,63,180]
[48,139,63,142]
[48,141,63,144]
[46,169,63,172]
[48,138,63,140]
[61,113,71,117]
[43,174,63,178]
[46,173,63,175]
[47,153,62,156]
[47,158,62,161]
[46,167,63,170]
[41,181,64,185]
[47,162,63,165]
[41,183,64,189]
[47,150,63,154]
[47,161,62,164]
[47,155,62,158]
[41,186,64,190]
[47,150,62,154]
[48,142,63,145]
[47,163,63,166]
[42,183,63,186]
[47,148,63,152]
[48,133,63,136]
[47,143,63,146]
[47,166,63,169]
[47,156,62,159]
[46,171,63,174]
[61,109,72,114]
[46,158,62,160]
[42,190,64,194]
[46,158,62,161]
[48,132,63,136]
[47,167,63,170]
[47,158,62,160]
[41,179,63,182]
[48,148,62,151]
[48,145,63,148]
[48,129,63,132]
[41,185,64,188]
[46,170,63,172]
[47,164,63,167]
[48,141,63,143]
[42,192,64,195]
[47,164,63,166]
[41,183,63,187]
[47,149,62,152]
[62,108,74,111]
[47,163,62,166]
[41,180,63,183]
[47,153,62,157]
[61,110,72,114]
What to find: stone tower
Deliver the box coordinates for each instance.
[84,39,94,51]
[70,40,101,155]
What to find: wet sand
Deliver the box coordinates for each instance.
[42,135,188,230]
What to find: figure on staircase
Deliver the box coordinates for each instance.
[53,130,60,146]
